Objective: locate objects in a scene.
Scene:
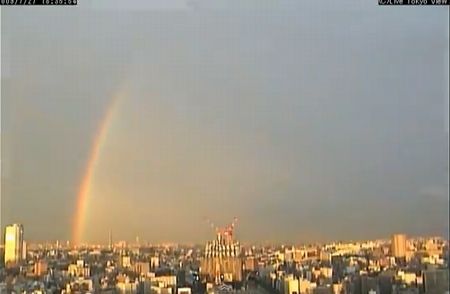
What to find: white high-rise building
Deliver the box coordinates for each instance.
[4,223,24,266]
[392,234,407,258]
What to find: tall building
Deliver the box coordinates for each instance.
[392,234,407,258]
[4,224,24,267]
[108,229,113,250]
[200,219,243,285]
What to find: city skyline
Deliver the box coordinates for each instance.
[2,222,448,294]
[1,0,449,243]
[0,223,448,247]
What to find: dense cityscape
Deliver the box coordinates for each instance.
[0,223,448,294]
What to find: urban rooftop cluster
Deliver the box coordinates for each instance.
[0,223,449,294]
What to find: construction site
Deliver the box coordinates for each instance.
[200,217,243,288]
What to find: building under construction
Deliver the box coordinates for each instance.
[200,218,243,285]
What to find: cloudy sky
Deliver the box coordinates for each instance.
[1,0,449,244]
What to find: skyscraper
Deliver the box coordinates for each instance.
[108,229,113,250]
[391,233,407,258]
[4,223,24,267]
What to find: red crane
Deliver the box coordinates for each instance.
[204,216,239,241]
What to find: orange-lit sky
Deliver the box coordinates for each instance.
[1,0,449,244]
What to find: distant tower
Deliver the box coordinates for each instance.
[4,223,24,267]
[391,233,407,258]
[108,229,113,250]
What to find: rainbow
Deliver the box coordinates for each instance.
[71,89,125,245]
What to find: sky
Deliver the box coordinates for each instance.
[1,0,449,244]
